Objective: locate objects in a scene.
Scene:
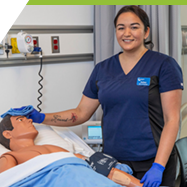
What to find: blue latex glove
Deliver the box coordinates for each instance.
[26,108,45,123]
[115,163,133,175]
[140,163,165,187]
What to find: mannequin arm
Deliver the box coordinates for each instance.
[108,168,143,187]
[75,152,142,187]
[0,155,17,173]
[74,153,87,160]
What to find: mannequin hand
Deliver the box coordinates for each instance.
[26,108,45,123]
[140,163,165,187]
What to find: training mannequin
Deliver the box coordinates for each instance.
[0,115,142,187]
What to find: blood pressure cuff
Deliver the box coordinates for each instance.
[86,152,118,177]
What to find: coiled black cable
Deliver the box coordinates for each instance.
[37,50,43,112]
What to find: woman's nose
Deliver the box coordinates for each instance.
[123,28,131,36]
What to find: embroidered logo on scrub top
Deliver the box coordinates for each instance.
[137,77,150,86]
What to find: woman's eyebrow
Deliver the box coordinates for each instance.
[116,23,140,27]
[131,23,140,26]
[116,24,124,27]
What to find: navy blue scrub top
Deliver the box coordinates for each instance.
[83,50,183,161]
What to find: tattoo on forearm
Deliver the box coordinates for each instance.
[51,113,78,123]
[51,115,68,123]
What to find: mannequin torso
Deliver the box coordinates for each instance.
[1,145,68,165]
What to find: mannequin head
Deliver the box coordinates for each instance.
[0,115,38,150]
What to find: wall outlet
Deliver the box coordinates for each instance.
[51,36,60,53]
[11,38,20,54]
[0,40,4,55]
[32,36,39,54]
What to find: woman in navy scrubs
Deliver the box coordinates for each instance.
[17,6,183,187]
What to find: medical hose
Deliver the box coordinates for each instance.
[37,50,43,112]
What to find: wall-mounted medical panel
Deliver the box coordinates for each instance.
[0,25,94,67]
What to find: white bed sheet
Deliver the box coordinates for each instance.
[0,152,76,187]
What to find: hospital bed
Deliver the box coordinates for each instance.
[0,124,122,187]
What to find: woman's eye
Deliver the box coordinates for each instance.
[118,27,124,30]
[19,119,22,121]
[131,27,138,29]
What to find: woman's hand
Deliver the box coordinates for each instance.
[26,108,45,123]
[140,163,165,187]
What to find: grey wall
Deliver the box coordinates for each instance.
[181,5,187,105]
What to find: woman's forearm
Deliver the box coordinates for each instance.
[42,95,100,127]
[156,89,182,167]
[154,120,179,167]
[42,108,89,127]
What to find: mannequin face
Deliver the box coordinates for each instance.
[115,12,150,52]
[7,116,38,140]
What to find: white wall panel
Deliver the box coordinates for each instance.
[0,61,94,115]
[14,5,93,26]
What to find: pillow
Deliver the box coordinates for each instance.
[0,144,10,156]
[34,124,74,153]
[51,126,95,157]
[0,124,74,156]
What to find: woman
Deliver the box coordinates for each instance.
[9,5,183,187]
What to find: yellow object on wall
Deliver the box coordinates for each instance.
[11,38,20,54]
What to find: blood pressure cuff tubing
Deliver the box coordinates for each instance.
[86,152,118,177]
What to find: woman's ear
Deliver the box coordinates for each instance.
[144,27,150,40]
[2,130,12,139]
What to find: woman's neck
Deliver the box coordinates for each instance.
[121,46,148,63]
[118,47,148,75]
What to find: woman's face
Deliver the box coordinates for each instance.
[115,12,149,53]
